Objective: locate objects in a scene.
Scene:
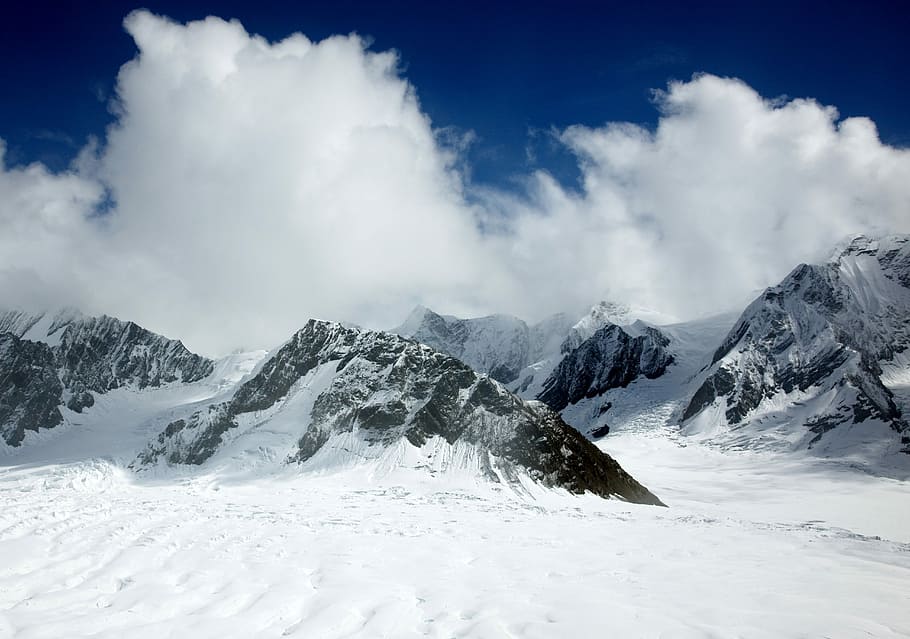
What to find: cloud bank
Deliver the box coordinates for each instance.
[0,12,908,354]
[488,74,910,321]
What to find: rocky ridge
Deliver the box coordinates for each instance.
[138,320,665,505]
[0,310,214,446]
[681,235,910,453]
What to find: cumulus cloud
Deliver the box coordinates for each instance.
[0,13,908,354]
[4,11,508,353]
[0,140,103,310]
[486,74,910,322]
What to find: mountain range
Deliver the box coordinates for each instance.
[2,234,908,505]
[394,234,910,466]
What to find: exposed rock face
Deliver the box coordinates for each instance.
[394,304,678,423]
[0,310,44,338]
[538,324,674,412]
[682,235,910,451]
[0,334,64,446]
[56,315,214,394]
[0,307,82,344]
[139,320,665,506]
[0,312,214,446]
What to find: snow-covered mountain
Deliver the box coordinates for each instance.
[0,309,663,504]
[395,302,679,431]
[3,234,907,490]
[0,309,214,446]
[392,236,910,468]
[561,301,677,353]
[392,306,576,384]
[0,307,83,346]
[537,323,674,412]
[0,334,65,446]
[137,319,664,505]
[681,235,910,458]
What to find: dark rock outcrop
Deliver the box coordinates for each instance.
[0,333,64,446]
[538,324,674,412]
[56,315,213,395]
[0,312,214,446]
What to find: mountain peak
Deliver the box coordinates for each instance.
[136,320,665,505]
[829,233,909,262]
[682,236,910,460]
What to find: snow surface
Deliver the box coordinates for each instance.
[2,291,909,636]
[2,422,909,637]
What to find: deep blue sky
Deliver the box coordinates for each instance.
[1,0,908,189]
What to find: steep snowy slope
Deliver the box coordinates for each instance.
[0,310,214,446]
[681,235,910,459]
[138,320,664,505]
[393,306,575,384]
[0,348,265,466]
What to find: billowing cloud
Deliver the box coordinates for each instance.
[3,11,508,353]
[487,74,910,322]
[0,140,103,310]
[0,13,908,355]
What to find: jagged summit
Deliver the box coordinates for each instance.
[0,307,84,346]
[0,309,214,446]
[138,319,665,505]
[392,306,571,385]
[828,233,908,262]
[563,301,636,352]
[393,303,679,431]
[681,233,910,457]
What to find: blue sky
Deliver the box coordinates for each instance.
[1,2,909,353]
[1,0,908,189]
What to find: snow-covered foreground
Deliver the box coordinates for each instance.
[2,430,909,638]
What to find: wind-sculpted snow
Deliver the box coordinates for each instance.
[139,320,665,505]
[538,324,674,412]
[0,311,214,446]
[4,430,909,638]
[682,234,910,455]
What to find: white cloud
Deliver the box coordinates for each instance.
[0,15,908,355]
[0,140,103,310]
[39,11,506,353]
[485,74,910,322]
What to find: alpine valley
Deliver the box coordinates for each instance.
[2,234,909,638]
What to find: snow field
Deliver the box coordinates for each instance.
[2,429,908,638]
